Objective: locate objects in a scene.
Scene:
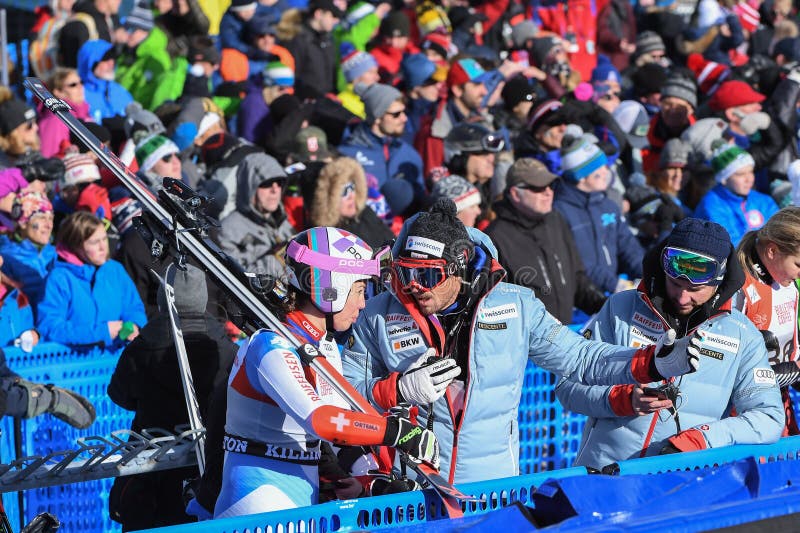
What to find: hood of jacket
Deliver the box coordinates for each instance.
[640,236,744,332]
[77,39,114,88]
[310,156,367,227]
[235,152,288,221]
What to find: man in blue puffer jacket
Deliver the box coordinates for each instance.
[556,218,783,469]
[554,136,644,293]
[77,39,134,122]
[341,199,703,485]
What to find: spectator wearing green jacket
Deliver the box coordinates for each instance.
[116,4,188,111]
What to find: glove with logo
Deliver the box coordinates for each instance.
[382,413,439,469]
[397,349,460,405]
[652,329,701,380]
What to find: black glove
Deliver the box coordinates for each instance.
[760,329,780,358]
[370,474,420,495]
[655,199,684,233]
[659,442,681,455]
[382,414,439,469]
[19,156,65,183]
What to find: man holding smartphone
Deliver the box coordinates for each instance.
[556,218,784,469]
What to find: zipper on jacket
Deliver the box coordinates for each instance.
[554,254,567,286]
[537,256,551,292]
[602,244,612,266]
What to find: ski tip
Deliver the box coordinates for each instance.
[24,77,72,112]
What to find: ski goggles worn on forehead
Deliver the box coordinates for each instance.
[286,241,392,277]
[662,246,725,285]
[394,257,450,292]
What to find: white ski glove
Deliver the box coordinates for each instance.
[654,329,701,379]
[397,349,461,405]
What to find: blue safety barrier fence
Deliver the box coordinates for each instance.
[140,436,800,533]
[0,342,131,533]
[1,340,800,532]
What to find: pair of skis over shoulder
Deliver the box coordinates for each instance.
[23,77,476,518]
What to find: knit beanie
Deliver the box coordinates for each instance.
[380,10,411,37]
[402,198,473,266]
[430,175,481,212]
[530,36,560,67]
[591,55,621,85]
[635,31,665,57]
[686,53,729,96]
[263,61,294,87]
[663,218,731,284]
[157,264,208,315]
[510,20,539,48]
[680,118,730,163]
[124,3,154,32]
[631,63,667,97]
[501,76,535,111]
[124,101,165,143]
[354,82,402,123]
[341,48,378,83]
[661,76,697,109]
[135,134,180,172]
[416,1,450,36]
[62,153,101,186]
[659,138,689,169]
[560,137,608,182]
[11,191,52,226]
[711,142,755,184]
[401,53,437,89]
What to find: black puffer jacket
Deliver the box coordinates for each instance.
[485,199,606,324]
[286,23,337,97]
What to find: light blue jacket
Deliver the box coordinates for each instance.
[37,256,146,349]
[556,289,783,470]
[694,184,779,246]
[0,236,56,316]
[342,224,661,484]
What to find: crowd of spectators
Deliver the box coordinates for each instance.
[2,0,800,527]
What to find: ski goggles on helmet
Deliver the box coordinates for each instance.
[661,246,725,285]
[287,241,393,278]
[394,257,450,292]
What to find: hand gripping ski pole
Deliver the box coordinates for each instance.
[24,77,475,518]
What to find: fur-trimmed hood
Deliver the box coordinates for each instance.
[309,157,368,227]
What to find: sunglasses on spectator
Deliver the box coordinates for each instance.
[161,153,178,163]
[601,92,621,100]
[341,182,356,197]
[385,108,406,118]
[23,120,35,131]
[259,177,286,188]
[64,80,83,89]
[516,182,555,193]
[662,246,725,285]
